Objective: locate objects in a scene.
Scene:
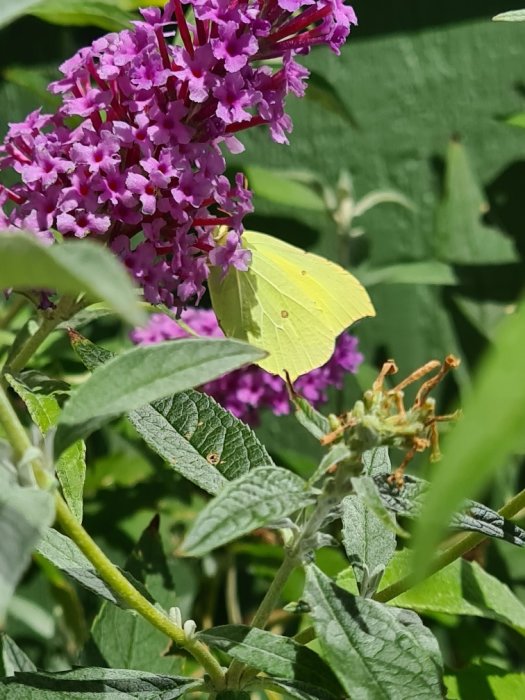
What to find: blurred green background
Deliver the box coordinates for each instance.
[2,0,525,690]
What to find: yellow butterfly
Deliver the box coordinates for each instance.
[209,230,375,381]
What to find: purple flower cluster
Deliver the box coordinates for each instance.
[0,0,356,307]
[131,307,363,424]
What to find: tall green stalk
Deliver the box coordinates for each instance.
[0,382,225,689]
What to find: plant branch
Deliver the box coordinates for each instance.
[54,496,225,688]
[226,486,340,688]
[250,553,297,630]
[0,383,225,690]
[0,382,38,464]
[5,296,80,375]
[225,559,242,626]
[226,553,297,688]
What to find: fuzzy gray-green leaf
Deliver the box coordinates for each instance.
[0,634,36,676]
[0,667,199,699]
[0,473,55,621]
[0,234,144,325]
[129,391,273,495]
[183,467,313,556]
[304,565,444,699]
[198,625,341,693]
[70,332,273,494]
[56,338,265,454]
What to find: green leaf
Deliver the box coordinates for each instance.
[375,474,525,546]
[351,475,408,538]
[341,494,396,595]
[129,392,274,495]
[2,66,60,111]
[245,166,325,211]
[413,298,525,574]
[0,473,54,622]
[89,518,195,675]
[6,372,86,521]
[69,330,114,370]
[256,678,340,700]
[0,0,41,28]
[445,662,525,699]
[358,261,457,287]
[5,373,64,435]
[308,443,351,486]
[0,634,36,675]
[7,596,55,640]
[434,140,517,264]
[55,442,86,522]
[0,234,144,326]
[57,303,115,331]
[504,111,525,128]
[304,565,444,699]
[36,528,141,607]
[55,338,265,454]
[452,295,508,341]
[0,667,199,699]
[362,447,391,476]
[493,9,525,21]
[292,395,330,440]
[0,330,15,348]
[182,466,313,556]
[198,625,341,694]
[305,69,358,127]
[70,332,273,494]
[339,551,525,636]
[30,0,133,31]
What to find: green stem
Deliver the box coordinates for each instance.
[225,559,242,626]
[0,382,35,462]
[375,487,525,603]
[0,384,225,690]
[226,553,296,689]
[250,554,297,630]
[6,296,79,374]
[54,496,225,688]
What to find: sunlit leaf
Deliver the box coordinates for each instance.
[0,234,144,326]
[304,565,444,699]
[30,0,133,31]
[198,625,341,694]
[434,140,517,264]
[6,372,86,521]
[493,9,525,21]
[445,662,525,698]
[0,472,54,621]
[339,551,525,636]
[56,338,265,454]
[182,466,313,556]
[0,634,36,676]
[358,261,457,287]
[245,166,325,211]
